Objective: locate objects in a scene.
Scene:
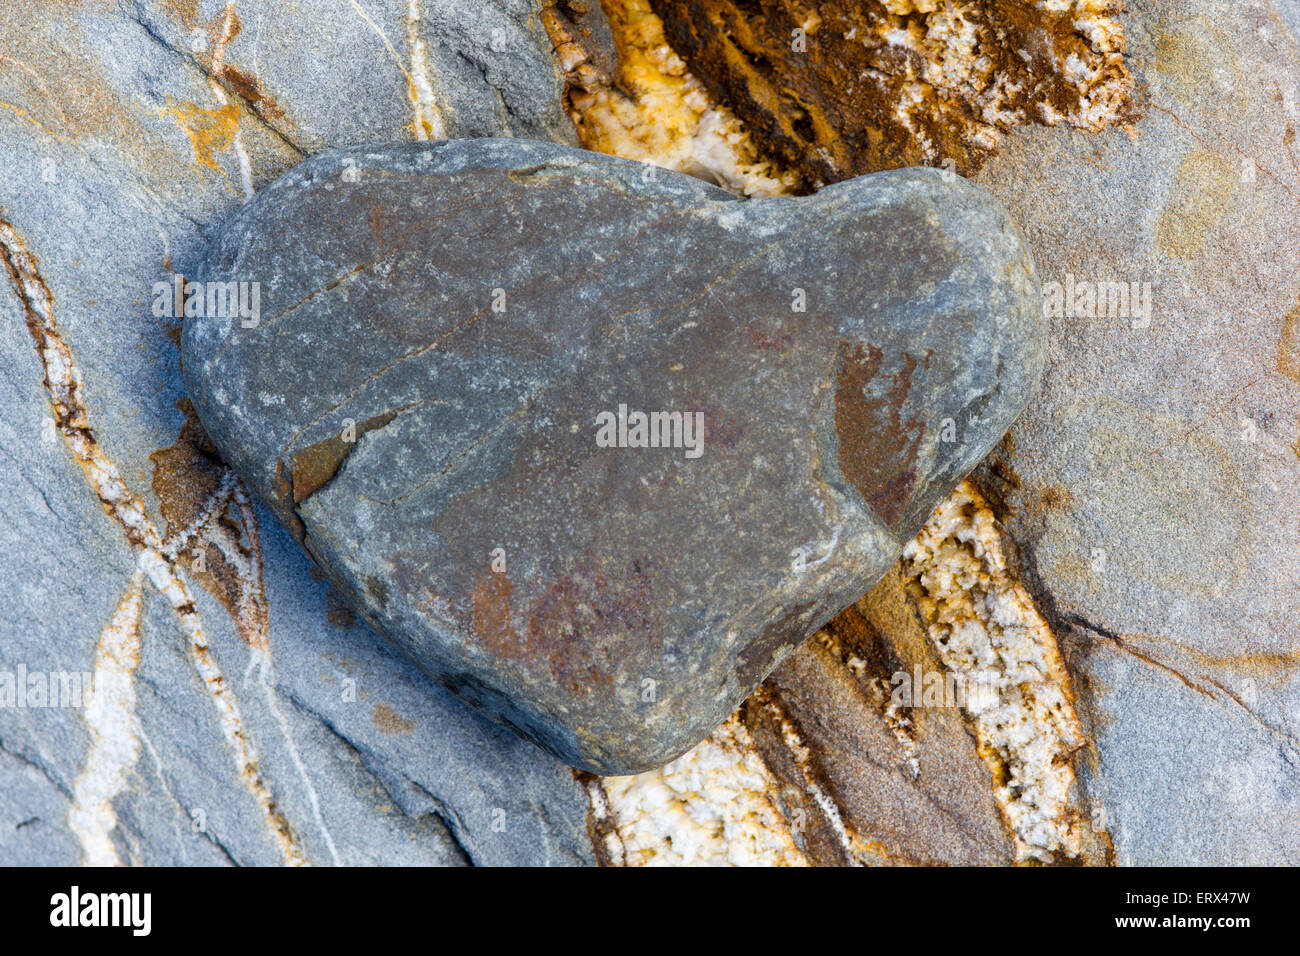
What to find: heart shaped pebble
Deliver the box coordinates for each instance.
[182,139,1043,774]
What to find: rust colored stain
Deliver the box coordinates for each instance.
[272,459,300,541]
[472,569,526,659]
[1117,631,1300,683]
[372,702,417,735]
[207,4,242,55]
[326,588,356,629]
[166,97,241,172]
[1155,150,1237,259]
[221,64,288,121]
[197,5,289,124]
[367,198,385,247]
[742,321,795,352]
[150,397,224,534]
[833,342,921,528]
[290,409,399,504]
[149,398,268,646]
[1278,297,1300,384]
[820,600,905,684]
[273,460,290,499]
[1038,483,1075,511]
[525,562,658,697]
[157,0,201,27]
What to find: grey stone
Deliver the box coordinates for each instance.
[12,0,1287,867]
[125,0,579,147]
[1,0,596,865]
[182,138,1044,773]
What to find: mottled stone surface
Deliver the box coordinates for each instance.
[0,0,595,866]
[635,0,1300,864]
[182,138,1043,773]
[9,0,1286,867]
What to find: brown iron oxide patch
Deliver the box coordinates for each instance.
[371,702,417,734]
[1278,296,1300,384]
[472,560,661,699]
[527,562,659,697]
[220,64,288,123]
[326,589,357,629]
[165,97,243,172]
[1282,298,1300,459]
[150,397,225,531]
[833,342,922,528]
[646,0,1133,186]
[150,398,266,645]
[472,568,525,659]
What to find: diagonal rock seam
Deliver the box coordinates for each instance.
[405,0,449,139]
[554,0,1110,864]
[900,480,1097,862]
[124,3,308,159]
[280,689,476,866]
[345,0,448,140]
[0,213,309,866]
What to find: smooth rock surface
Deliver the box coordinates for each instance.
[182,138,1044,773]
[1,0,596,866]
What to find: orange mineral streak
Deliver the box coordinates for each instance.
[166,96,242,172]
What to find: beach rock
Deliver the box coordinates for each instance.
[644,0,1300,864]
[0,0,598,866]
[181,138,1044,773]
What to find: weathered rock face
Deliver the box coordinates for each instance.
[11,0,1283,867]
[181,138,1043,773]
[967,0,1300,865]
[611,0,1300,865]
[0,0,601,867]
[647,0,1132,187]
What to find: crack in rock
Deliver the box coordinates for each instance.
[0,212,307,866]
